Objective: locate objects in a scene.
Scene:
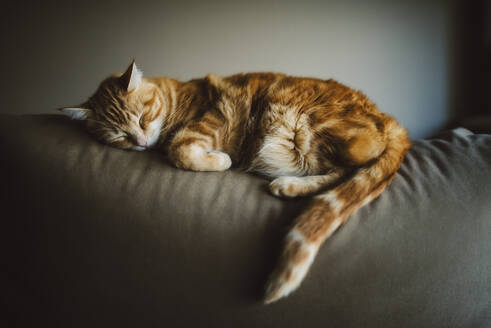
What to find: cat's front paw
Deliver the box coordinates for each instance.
[207,150,232,171]
[269,177,304,198]
[173,146,232,171]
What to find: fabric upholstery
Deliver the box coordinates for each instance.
[1,115,491,327]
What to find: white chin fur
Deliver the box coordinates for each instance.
[132,146,147,151]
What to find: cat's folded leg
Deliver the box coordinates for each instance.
[167,110,233,171]
[170,142,232,172]
[269,169,347,198]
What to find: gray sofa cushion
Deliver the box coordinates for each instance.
[1,115,491,327]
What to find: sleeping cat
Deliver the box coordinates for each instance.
[61,60,411,303]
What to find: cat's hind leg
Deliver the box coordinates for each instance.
[269,168,347,198]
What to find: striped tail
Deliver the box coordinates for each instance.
[264,118,411,304]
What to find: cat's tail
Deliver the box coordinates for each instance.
[264,118,411,304]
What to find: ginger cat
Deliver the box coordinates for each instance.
[61,60,411,303]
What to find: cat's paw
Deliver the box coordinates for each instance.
[269,176,304,198]
[207,150,232,171]
[174,147,232,171]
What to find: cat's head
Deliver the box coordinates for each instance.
[60,60,164,151]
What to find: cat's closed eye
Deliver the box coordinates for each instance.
[109,134,128,144]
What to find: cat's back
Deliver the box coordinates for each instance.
[221,73,370,108]
[186,72,379,121]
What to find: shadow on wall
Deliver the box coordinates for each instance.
[0,0,487,139]
[448,0,489,121]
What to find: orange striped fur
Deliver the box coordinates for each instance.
[61,60,411,303]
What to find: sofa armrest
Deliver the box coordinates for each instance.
[2,115,491,327]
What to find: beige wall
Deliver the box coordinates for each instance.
[1,0,455,138]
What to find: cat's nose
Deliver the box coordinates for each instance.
[132,134,148,147]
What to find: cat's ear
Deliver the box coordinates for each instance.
[120,59,143,92]
[59,107,91,120]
